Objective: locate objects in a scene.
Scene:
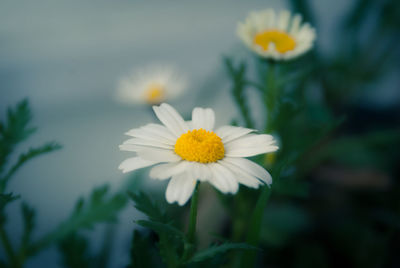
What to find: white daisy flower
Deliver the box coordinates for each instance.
[116,65,187,105]
[237,9,316,60]
[119,103,278,206]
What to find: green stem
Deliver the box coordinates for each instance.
[240,186,272,268]
[180,182,200,264]
[264,61,278,133]
[187,182,200,244]
[239,60,279,267]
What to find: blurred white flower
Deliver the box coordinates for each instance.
[116,65,187,105]
[119,103,278,205]
[237,9,316,60]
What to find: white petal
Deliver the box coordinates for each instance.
[119,143,142,152]
[123,138,173,149]
[118,157,158,173]
[225,134,278,157]
[225,146,279,158]
[265,9,276,28]
[125,123,176,145]
[191,107,215,131]
[208,163,239,194]
[149,161,189,180]
[216,125,255,143]
[165,173,197,205]
[289,14,302,35]
[223,157,272,185]
[219,159,262,188]
[153,103,188,137]
[136,147,181,162]
[277,10,291,31]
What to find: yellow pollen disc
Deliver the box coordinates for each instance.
[145,83,165,104]
[253,30,296,53]
[174,129,225,163]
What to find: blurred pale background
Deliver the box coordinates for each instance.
[1,0,384,267]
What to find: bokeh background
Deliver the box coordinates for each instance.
[1,0,399,267]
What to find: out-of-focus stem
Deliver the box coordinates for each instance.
[264,61,278,133]
[187,182,199,244]
[241,60,279,267]
[180,182,200,264]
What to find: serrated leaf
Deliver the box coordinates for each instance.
[0,193,20,207]
[188,243,259,263]
[0,192,20,224]
[58,232,91,268]
[28,185,127,255]
[0,142,62,192]
[128,191,167,222]
[129,230,164,268]
[136,220,185,240]
[128,192,181,267]
[0,99,36,174]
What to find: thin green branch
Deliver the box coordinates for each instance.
[0,142,61,193]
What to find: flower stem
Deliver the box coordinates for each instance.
[240,60,278,267]
[187,182,200,244]
[264,60,278,133]
[180,182,200,264]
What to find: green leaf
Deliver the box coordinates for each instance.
[58,232,91,268]
[128,191,167,222]
[128,230,164,268]
[0,193,20,224]
[28,185,127,256]
[136,220,185,240]
[0,99,36,174]
[128,192,181,267]
[136,219,183,268]
[188,243,259,263]
[0,193,19,208]
[0,142,62,192]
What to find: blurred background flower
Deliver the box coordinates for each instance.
[116,64,187,105]
[237,9,316,60]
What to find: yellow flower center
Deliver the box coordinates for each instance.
[145,83,165,104]
[253,30,296,53]
[174,129,225,163]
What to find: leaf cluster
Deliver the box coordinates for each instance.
[0,100,127,267]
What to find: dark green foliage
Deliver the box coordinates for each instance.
[128,192,181,268]
[29,185,127,255]
[59,233,91,268]
[128,191,168,222]
[128,230,164,268]
[0,99,36,175]
[136,220,185,240]
[20,203,36,254]
[0,142,61,192]
[0,100,128,268]
[188,243,259,263]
